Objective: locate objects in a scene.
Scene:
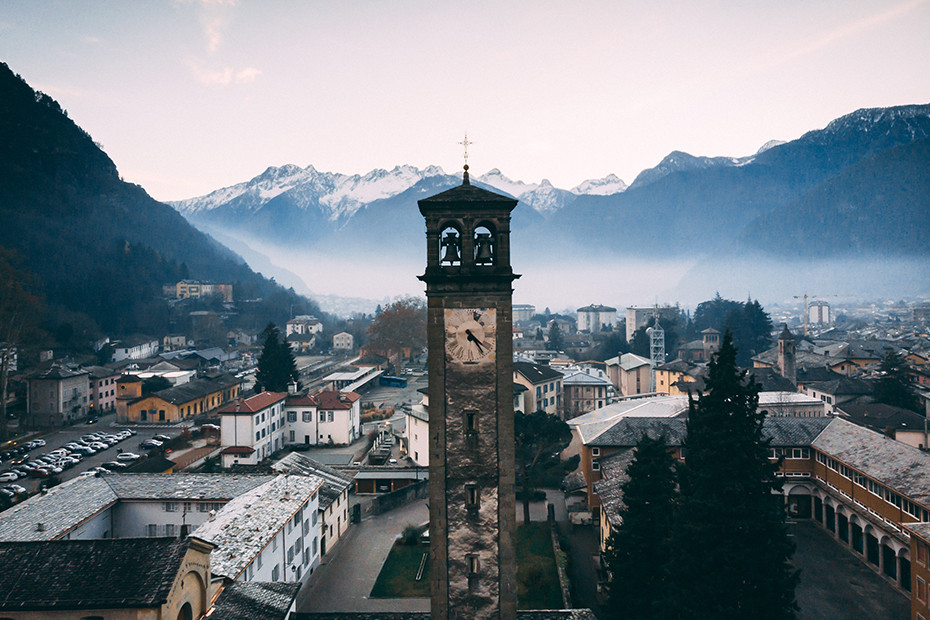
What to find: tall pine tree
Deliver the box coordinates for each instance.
[255,322,299,393]
[666,330,798,620]
[603,433,677,620]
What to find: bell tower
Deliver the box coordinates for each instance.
[419,164,519,620]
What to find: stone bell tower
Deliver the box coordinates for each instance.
[418,164,519,620]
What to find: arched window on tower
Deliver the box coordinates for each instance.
[474,226,494,266]
[440,226,462,267]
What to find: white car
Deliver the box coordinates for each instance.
[0,472,19,482]
[31,439,46,447]
[90,442,109,451]
[116,452,142,462]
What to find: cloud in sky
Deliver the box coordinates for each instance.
[186,60,259,86]
[763,0,929,68]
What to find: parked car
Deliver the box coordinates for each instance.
[32,439,46,447]
[0,488,15,499]
[116,452,141,462]
[29,468,50,478]
[101,461,129,470]
[140,439,163,449]
[122,428,137,435]
[153,434,172,442]
[0,472,19,482]
[87,466,109,475]
[3,484,26,494]
[89,442,109,451]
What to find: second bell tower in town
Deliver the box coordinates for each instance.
[419,164,519,620]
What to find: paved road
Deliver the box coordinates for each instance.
[297,498,430,613]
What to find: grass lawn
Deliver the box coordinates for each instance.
[369,541,431,598]
[370,522,563,610]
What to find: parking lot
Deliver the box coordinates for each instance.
[1,410,183,499]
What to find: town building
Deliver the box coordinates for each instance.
[219,390,362,467]
[273,452,354,557]
[332,331,355,350]
[625,305,678,342]
[195,474,323,583]
[84,365,121,414]
[111,336,160,361]
[576,304,617,333]
[513,304,536,324]
[605,353,652,397]
[561,367,613,419]
[513,361,564,416]
[0,536,216,620]
[571,411,930,609]
[25,365,90,427]
[286,315,323,337]
[117,372,242,424]
[176,279,234,302]
[219,392,289,467]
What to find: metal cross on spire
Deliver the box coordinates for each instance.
[458,132,472,166]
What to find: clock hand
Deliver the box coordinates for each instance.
[465,329,485,353]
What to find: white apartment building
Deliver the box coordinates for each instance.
[332,331,355,350]
[576,304,618,332]
[220,390,362,467]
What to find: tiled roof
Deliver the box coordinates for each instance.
[209,581,301,620]
[195,475,323,580]
[272,453,354,511]
[286,394,319,407]
[513,361,563,384]
[315,390,361,410]
[562,370,612,387]
[839,401,928,432]
[569,396,690,444]
[0,537,195,611]
[812,417,930,504]
[26,365,89,380]
[103,473,273,500]
[592,449,635,527]
[619,353,651,371]
[591,417,689,447]
[217,391,287,414]
[0,475,118,542]
[152,373,241,406]
[803,376,873,397]
[762,416,833,446]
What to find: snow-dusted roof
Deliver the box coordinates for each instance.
[568,395,690,444]
[195,474,323,581]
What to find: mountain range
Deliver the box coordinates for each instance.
[0,62,319,337]
[171,104,930,263]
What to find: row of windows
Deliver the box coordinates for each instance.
[164,501,223,513]
[768,447,811,460]
[817,449,930,519]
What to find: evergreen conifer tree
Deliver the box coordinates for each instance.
[255,322,299,393]
[666,330,798,620]
[603,433,677,620]
[874,351,920,412]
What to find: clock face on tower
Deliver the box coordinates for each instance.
[444,307,497,364]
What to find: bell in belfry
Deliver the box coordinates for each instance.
[440,230,461,264]
[474,232,494,265]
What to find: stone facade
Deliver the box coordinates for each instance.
[419,169,518,620]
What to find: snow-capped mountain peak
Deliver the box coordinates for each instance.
[570,173,628,195]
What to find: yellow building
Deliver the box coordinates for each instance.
[117,373,241,423]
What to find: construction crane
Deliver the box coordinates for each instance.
[793,293,840,336]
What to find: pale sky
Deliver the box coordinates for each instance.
[2,0,929,202]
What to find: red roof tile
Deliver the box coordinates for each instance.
[217,391,286,414]
[314,390,360,410]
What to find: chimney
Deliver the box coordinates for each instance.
[288,381,298,395]
[208,509,216,521]
[36,522,46,532]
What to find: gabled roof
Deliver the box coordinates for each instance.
[285,393,319,407]
[839,401,928,433]
[0,537,205,611]
[569,396,690,444]
[26,365,88,380]
[619,353,652,371]
[150,373,242,406]
[803,376,873,397]
[513,361,563,384]
[209,581,302,620]
[315,390,361,410]
[272,453,354,511]
[217,391,287,414]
